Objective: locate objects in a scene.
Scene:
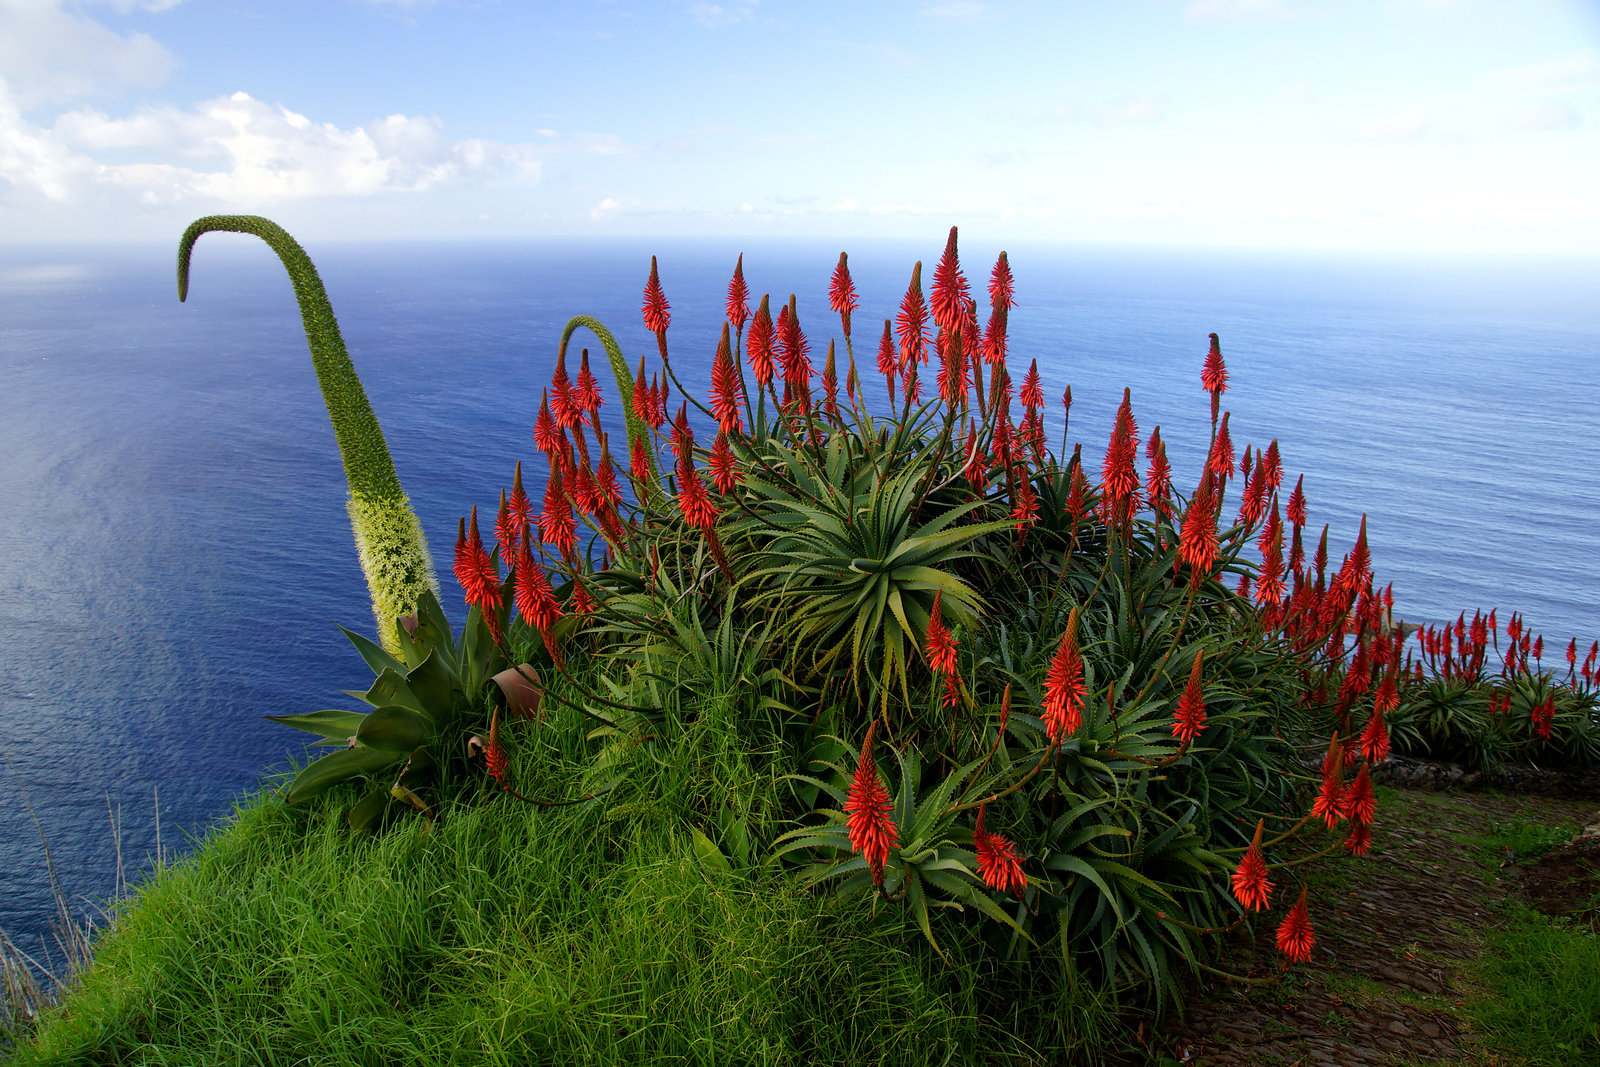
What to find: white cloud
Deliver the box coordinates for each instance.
[590,196,621,220]
[1509,99,1582,131]
[0,0,176,103]
[1356,109,1432,142]
[688,1,757,28]
[3,86,543,209]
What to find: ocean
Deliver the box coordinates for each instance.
[2,235,1597,957]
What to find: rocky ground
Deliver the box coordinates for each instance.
[1154,780,1599,1066]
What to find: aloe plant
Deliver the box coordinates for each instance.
[178,215,437,655]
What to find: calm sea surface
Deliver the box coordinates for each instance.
[2,237,1597,955]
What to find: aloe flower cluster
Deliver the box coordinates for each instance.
[448,227,1411,998]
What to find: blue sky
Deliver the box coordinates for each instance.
[1,0,1596,252]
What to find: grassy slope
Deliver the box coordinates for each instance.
[10,691,1114,1067]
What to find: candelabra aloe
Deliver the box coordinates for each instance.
[177,215,437,655]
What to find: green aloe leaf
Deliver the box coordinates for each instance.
[354,704,434,753]
[285,746,405,804]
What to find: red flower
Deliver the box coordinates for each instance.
[973,805,1027,897]
[1042,610,1086,743]
[485,707,507,781]
[1067,456,1091,529]
[1020,358,1043,410]
[822,342,840,421]
[1202,332,1228,422]
[539,465,577,558]
[1145,427,1173,521]
[1099,387,1141,523]
[550,351,579,430]
[513,533,561,634]
[1171,650,1207,742]
[710,324,743,434]
[1011,475,1038,531]
[1286,474,1307,528]
[1260,439,1282,493]
[726,254,749,333]
[1179,472,1220,580]
[593,439,623,512]
[875,318,897,398]
[941,671,961,710]
[1343,822,1372,857]
[930,226,970,336]
[574,349,603,419]
[642,255,671,358]
[925,592,959,675]
[709,431,741,495]
[844,722,898,886]
[776,295,812,391]
[896,261,929,372]
[494,489,517,564]
[1311,735,1345,828]
[1276,887,1315,964]
[1206,411,1235,479]
[1232,819,1274,912]
[747,294,775,389]
[629,433,651,485]
[508,461,533,535]
[1344,763,1376,826]
[1256,504,1286,606]
[828,251,858,338]
[534,390,562,457]
[988,250,1015,311]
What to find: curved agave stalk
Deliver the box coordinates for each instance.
[559,313,666,502]
[177,215,437,654]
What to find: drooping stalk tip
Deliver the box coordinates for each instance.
[177,215,437,655]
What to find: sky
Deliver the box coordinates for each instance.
[0,0,1596,253]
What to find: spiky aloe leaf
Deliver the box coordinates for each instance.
[177,215,437,655]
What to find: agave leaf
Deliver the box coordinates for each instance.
[355,704,434,753]
[265,708,368,741]
[340,626,406,679]
[346,786,392,833]
[405,646,459,716]
[285,745,405,804]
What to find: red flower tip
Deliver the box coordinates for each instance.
[973,804,1028,897]
[988,250,1015,311]
[513,531,561,634]
[574,349,603,417]
[485,707,507,781]
[1343,821,1372,856]
[1311,734,1346,828]
[1201,332,1228,398]
[1178,472,1220,581]
[748,294,775,388]
[1276,887,1315,964]
[1207,411,1235,480]
[550,350,579,430]
[1261,439,1283,493]
[1099,387,1141,523]
[930,226,970,336]
[828,251,858,337]
[708,431,741,496]
[726,253,749,332]
[1172,650,1207,742]
[1020,359,1043,409]
[1231,819,1274,912]
[1042,608,1086,744]
[844,721,898,886]
[1344,763,1376,827]
[710,323,743,434]
[642,255,671,334]
[1287,474,1307,528]
[896,261,929,371]
[925,591,959,676]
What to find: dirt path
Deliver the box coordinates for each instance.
[1157,786,1598,1066]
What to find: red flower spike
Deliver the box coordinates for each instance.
[988,250,1015,310]
[709,431,741,495]
[1207,411,1235,479]
[828,251,858,338]
[629,433,651,485]
[1042,609,1086,744]
[930,226,970,336]
[571,582,596,617]
[1256,505,1286,607]
[844,722,898,887]
[1146,428,1173,521]
[1067,457,1091,528]
[1172,650,1208,742]
[1020,359,1043,410]
[1232,819,1274,912]
[973,805,1028,897]
[1533,635,1544,662]
[508,461,533,534]
[1567,638,1577,669]
[574,349,603,419]
[941,671,962,710]
[1276,887,1315,965]
[594,437,623,512]
[1349,515,1371,588]
[630,358,652,427]
[550,350,579,430]
[1179,472,1220,580]
[513,533,561,634]
[822,341,840,421]
[1345,763,1376,827]
[1062,384,1072,417]
[485,707,506,781]
[642,255,671,359]
[1261,439,1283,493]
[1099,387,1141,524]
[895,261,929,372]
[494,489,516,564]
[1343,822,1372,857]
[726,253,749,333]
[1202,331,1228,422]
[747,294,775,388]
[875,318,897,398]
[982,301,1008,367]
[1238,460,1269,527]
[539,465,577,558]
[1287,475,1307,528]
[1311,734,1346,828]
[710,323,743,434]
[925,591,959,675]
[534,390,562,456]
[1012,476,1038,532]
[777,294,812,391]
[452,515,472,598]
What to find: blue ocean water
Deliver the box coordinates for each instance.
[1,236,1597,957]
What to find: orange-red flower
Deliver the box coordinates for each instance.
[726,253,749,333]
[1179,472,1220,580]
[550,350,579,430]
[1043,610,1086,743]
[1207,411,1235,479]
[485,707,507,781]
[1202,332,1228,422]
[1286,474,1307,529]
[534,390,562,456]
[1146,427,1173,521]
[539,464,577,558]
[1344,762,1376,826]
[1171,650,1207,742]
[710,324,743,434]
[973,804,1027,897]
[1276,887,1315,964]
[844,722,898,886]
[642,255,671,358]
[574,349,603,420]
[925,591,959,676]
[930,226,970,336]
[1311,735,1345,828]
[827,251,857,338]
[1099,387,1141,524]
[708,431,741,496]
[1256,503,1286,606]
[747,294,775,388]
[508,461,533,535]
[1231,819,1273,912]
[896,261,929,371]
[513,532,560,635]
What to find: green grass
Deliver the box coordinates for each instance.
[1464,902,1600,1067]
[8,692,1121,1066]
